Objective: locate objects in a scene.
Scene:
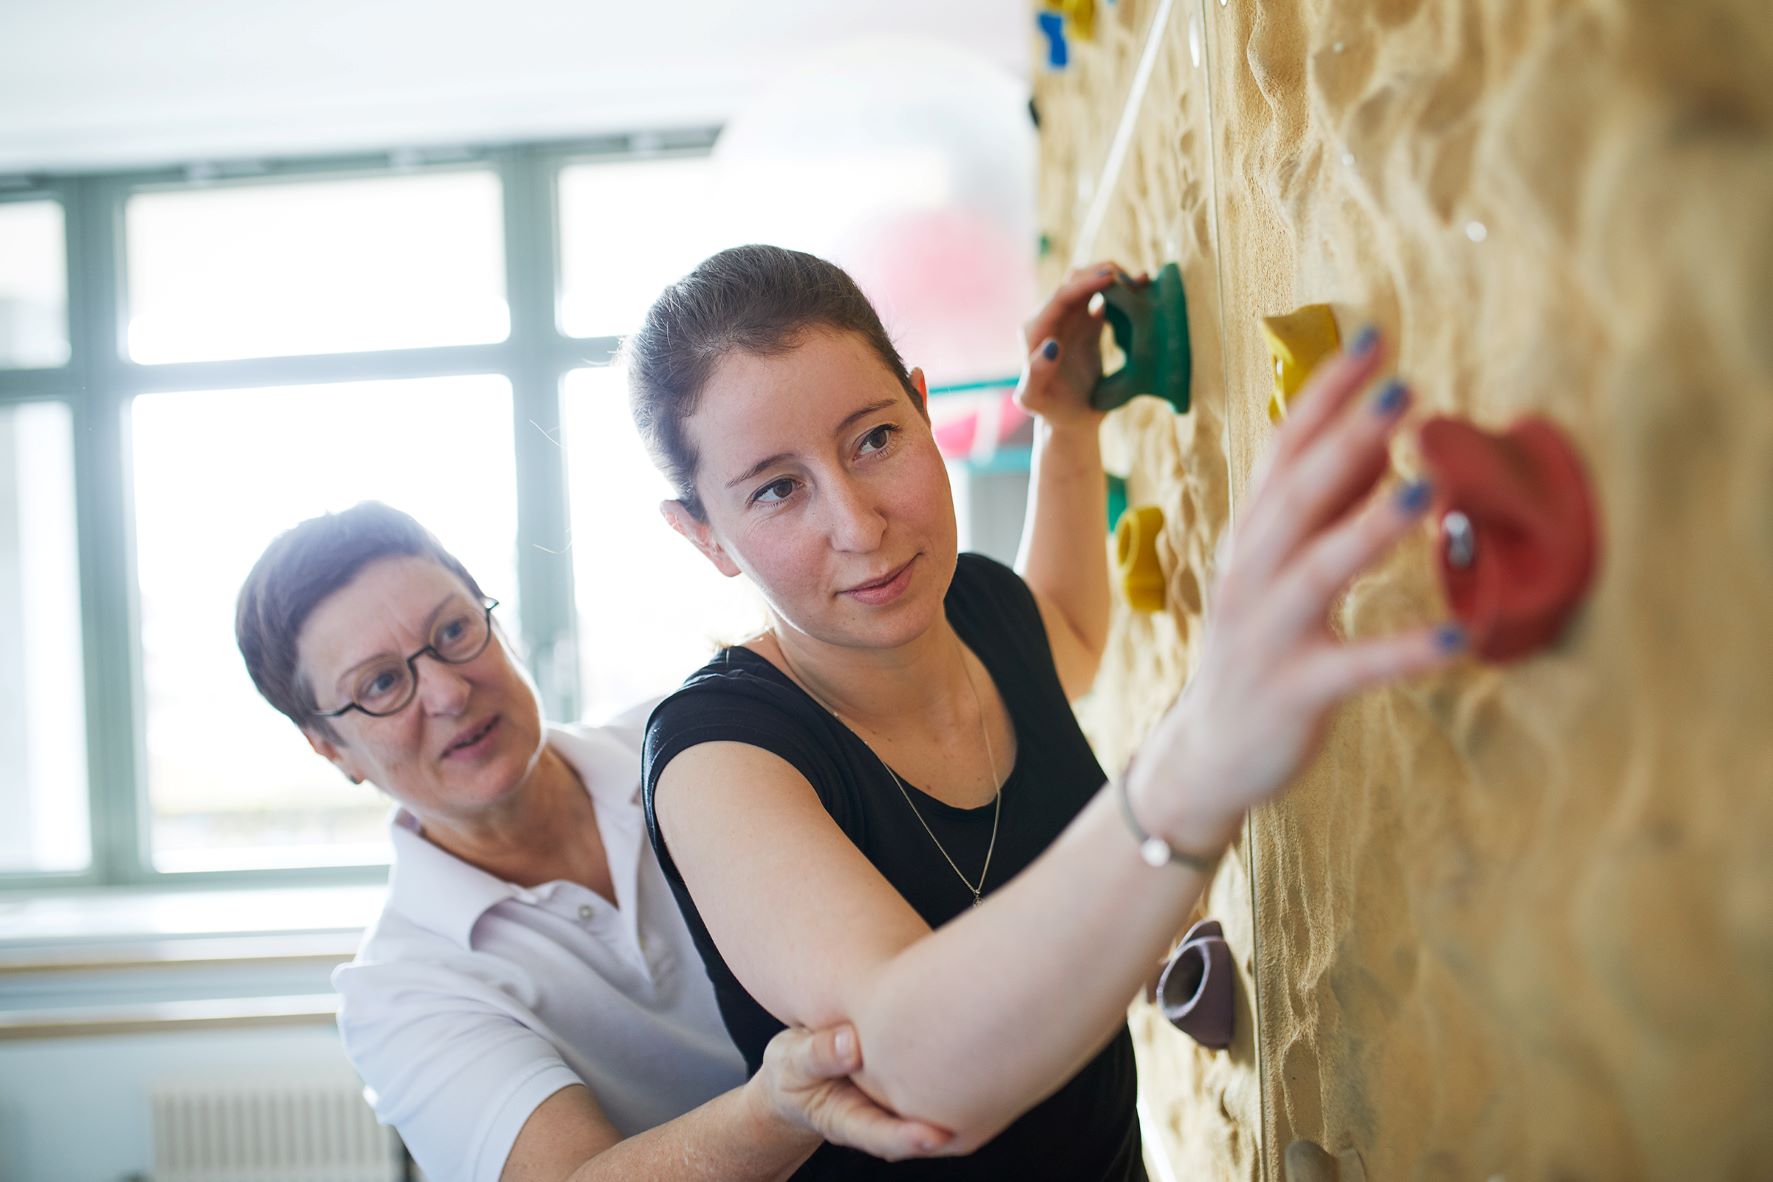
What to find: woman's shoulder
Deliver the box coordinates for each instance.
[643,647,846,785]
[642,647,868,877]
[951,549,1024,593]
[947,551,1047,647]
[645,647,804,738]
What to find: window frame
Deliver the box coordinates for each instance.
[0,130,718,892]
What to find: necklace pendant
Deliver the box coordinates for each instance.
[971,892,983,908]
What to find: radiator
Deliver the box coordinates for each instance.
[150,1075,403,1182]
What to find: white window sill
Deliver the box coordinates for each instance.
[0,884,384,1031]
[0,882,384,956]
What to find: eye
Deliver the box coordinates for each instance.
[858,423,897,456]
[357,666,406,705]
[752,476,799,505]
[436,616,469,645]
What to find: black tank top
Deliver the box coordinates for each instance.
[643,553,1144,1180]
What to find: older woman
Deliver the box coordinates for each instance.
[630,245,1461,1177]
[235,502,948,1182]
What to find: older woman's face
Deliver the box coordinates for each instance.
[296,554,546,824]
[673,328,959,652]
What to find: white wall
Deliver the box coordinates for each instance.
[0,1025,369,1182]
[0,0,1029,173]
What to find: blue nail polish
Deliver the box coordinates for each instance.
[1395,478,1432,514]
[1043,339,1060,361]
[1374,379,1409,416]
[1351,325,1380,356]
[1434,623,1467,653]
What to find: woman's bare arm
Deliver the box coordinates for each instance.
[656,743,1225,1153]
[1013,264,1123,697]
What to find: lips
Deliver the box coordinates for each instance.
[844,558,913,595]
[442,716,498,758]
[840,556,918,607]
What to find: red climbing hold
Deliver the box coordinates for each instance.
[1417,415,1601,662]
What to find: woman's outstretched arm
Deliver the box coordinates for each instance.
[1013,263,1125,697]
[657,332,1462,1151]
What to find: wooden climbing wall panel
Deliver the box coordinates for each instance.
[1035,0,1773,1177]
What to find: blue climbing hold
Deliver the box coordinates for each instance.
[1036,12,1070,69]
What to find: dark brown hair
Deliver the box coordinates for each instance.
[624,244,918,520]
[236,501,486,741]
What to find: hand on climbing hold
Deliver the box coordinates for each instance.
[1016,261,1144,429]
[1127,328,1463,849]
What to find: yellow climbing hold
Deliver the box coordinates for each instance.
[1042,0,1096,40]
[1260,304,1341,422]
[1115,504,1167,613]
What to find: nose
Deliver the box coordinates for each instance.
[823,471,887,553]
[413,654,472,716]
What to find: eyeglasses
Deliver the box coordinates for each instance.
[312,598,499,720]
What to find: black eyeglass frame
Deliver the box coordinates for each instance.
[310,598,500,720]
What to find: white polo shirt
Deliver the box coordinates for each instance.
[333,714,747,1182]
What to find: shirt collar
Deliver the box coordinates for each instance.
[380,719,649,948]
[546,720,646,812]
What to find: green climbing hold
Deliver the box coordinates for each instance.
[1091,261,1191,415]
[1106,473,1128,533]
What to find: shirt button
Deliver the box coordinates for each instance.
[578,904,594,921]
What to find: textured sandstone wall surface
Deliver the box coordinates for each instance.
[1035,1,1773,1178]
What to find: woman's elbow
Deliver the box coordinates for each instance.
[859,1055,1022,1155]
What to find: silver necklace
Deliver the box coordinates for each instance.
[780,635,1003,908]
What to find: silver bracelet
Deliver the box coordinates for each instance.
[1114,768,1222,873]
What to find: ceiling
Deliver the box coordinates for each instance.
[0,0,1031,175]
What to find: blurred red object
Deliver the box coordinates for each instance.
[1419,415,1601,662]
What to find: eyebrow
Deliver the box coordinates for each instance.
[334,593,463,688]
[722,398,903,491]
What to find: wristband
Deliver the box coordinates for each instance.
[1114,768,1223,873]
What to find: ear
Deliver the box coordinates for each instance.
[303,726,367,786]
[907,367,931,422]
[660,499,743,578]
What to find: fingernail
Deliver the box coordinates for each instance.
[835,1028,856,1059]
[918,1138,942,1153]
[1434,623,1467,653]
[1374,378,1410,417]
[1043,339,1060,361]
[1351,325,1380,356]
[1394,478,1432,515]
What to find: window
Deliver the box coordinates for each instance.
[130,376,518,871]
[0,200,70,369]
[2,129,1008,890]
[562,367,761,720]
[0,402,89,873]
[126,170,507,364]
[557,156,732,338]
[0,141,737,886]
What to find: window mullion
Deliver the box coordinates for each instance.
[66,175,151,886]
[498,146,580,722]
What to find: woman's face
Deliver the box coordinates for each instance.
[673,327,959,652]
[296,554,547,824]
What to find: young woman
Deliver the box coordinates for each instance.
[629,245,1458,1178]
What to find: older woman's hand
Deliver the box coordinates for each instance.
[746,1022,952,1162]
[1015,261,1145,430]
[1130,328,1462,854]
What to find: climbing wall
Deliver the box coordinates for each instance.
[1036,0,1773,1178]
